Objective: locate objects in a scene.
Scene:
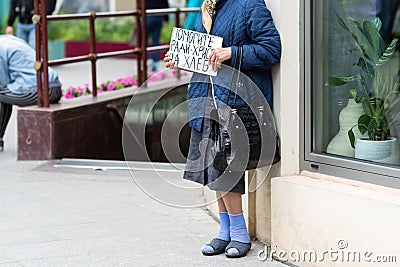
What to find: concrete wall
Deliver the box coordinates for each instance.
[271,172,400,267]
[269,0,301,176]
[247,0,301,243]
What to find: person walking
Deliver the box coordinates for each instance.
[165,0,281,258]
[6,0,57,49]
[0,35,62,151]
[145,0,169,72]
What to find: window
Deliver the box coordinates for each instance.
[302,0,400,187]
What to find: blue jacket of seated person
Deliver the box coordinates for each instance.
[187,0,281,132]
[0,35,62,94]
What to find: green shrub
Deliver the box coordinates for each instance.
[48,17,134,42]
[48,17,174,43]
[161,22,174,43]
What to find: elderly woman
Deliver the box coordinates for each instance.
[165,0,281,258]
[0,35,62,151]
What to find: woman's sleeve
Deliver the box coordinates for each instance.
[7,0,17,27]
[231,0,281,70]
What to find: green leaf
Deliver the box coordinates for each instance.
[362,99,374,117]
[358,21,380,63]
[363,20,385,56]
[377,38,399,66]
[358,114,371,134]
[348,128,356,148]
[349,88,357,100]
[335,12,351,32]
[356,57,373,77]
[349,17,363,33]
[367,119,378,140]
[336,15,370,62]
[325,76,358,86]
[372,17,382,31]
[348,88,365,103]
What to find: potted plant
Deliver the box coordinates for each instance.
[325,14,400,164]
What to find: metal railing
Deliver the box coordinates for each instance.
[33,0,199,107]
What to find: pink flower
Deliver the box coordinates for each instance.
[126,76,137,86]
[116,78,125,84]
[122,76,132,86]
[107,82,116,91]
[149,72,167,82]
[172,69,188,77]
[64,90,74,99]
[63,75,143,100]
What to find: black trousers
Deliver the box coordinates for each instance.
[0,86,62,138]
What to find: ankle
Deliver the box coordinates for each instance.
[216,212,230,241]
[229,213,250,243]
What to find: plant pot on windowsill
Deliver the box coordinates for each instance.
[355,137,399,164]
[347,99,400,165]
[325,15,400,165]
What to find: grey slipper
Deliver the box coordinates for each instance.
[201,238,230,256]
[225,240,252,258]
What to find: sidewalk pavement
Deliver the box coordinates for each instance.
[0,60,288,266]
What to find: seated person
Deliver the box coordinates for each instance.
[0,34,62,151]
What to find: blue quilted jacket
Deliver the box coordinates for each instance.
[188,0,281,131]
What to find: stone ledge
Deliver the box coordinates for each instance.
[17,88,134,161]
[272,171,400,206]
[17,77,191,161]
[271,173,400,267]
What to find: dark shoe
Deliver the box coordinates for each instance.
[225,240,252,258]
[0,140,3,151]
[201,238,230,256]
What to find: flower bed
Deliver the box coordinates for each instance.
[63,70,187,99]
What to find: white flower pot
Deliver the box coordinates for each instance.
[355,137,399,164]
[327,99,365,157]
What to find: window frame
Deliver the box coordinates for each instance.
[300,0,400,189]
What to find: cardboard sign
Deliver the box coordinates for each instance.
[168,27,223,76]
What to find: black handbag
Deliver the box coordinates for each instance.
[209,47,280,171]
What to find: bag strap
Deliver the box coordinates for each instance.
[234,47,260,107]
[232,46,243,108]
[210,76,218,108]
[224,47,240,106]
[210,47,240,108]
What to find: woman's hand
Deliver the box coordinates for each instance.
[5,26,13,35]
[208,47,231,71]
[163,52,177,69]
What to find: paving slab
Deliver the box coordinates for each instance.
[0,158,287,266]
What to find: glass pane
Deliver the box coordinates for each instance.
[312,0,400,166]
